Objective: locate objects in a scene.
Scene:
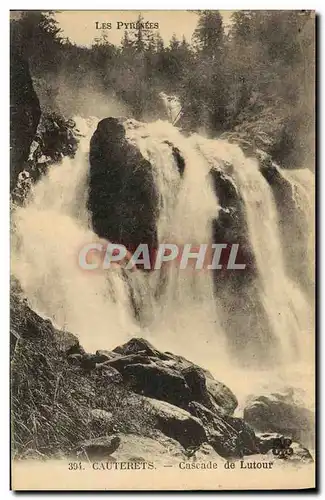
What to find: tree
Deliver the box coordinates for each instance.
[192,11,224,57]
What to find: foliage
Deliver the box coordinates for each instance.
[10,10,315,167]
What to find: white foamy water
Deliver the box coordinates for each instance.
[11,116,315,405]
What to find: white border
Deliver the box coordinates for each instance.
[1,3,323,498]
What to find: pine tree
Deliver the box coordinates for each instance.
[192,10,224,57]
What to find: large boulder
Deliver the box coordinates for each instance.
[88,118,159,260]
[143,397,206,449]
[10,49,41,191]
[181,364,238,415]
[109,338,237,414]
[112,338,163,358]
[117,360,192,409]
[244,393,315,447]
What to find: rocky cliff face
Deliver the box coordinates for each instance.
[10,49,41,191]
[11,286,313,464]
[88,118,159,254]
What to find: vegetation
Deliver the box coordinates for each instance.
[10,10,315,168]
[11,289,156,459]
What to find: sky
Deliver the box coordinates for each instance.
[54,10,233,47]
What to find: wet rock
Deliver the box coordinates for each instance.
[181,365,237,415]
[256,432,285,454]
[163,140,185,176]
[121,361,191,408]
[181,365,209,403]
[110,338,236,414]
[113,338,162,358]
[110,433,185,465]
[79,352,116,371]
[206,378,238,416]
[244,393,314,446]
[143,397,206,449]
[103,353,152,373]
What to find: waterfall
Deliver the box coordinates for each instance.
[231,157,313,362]
[125,120,227,365]
[282,168,315,287]
[11,117,140,350]
[11,116,314,389]
[194,137,314,364]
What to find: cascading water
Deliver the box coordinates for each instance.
[11,116,315,401]
[11,117,140,349]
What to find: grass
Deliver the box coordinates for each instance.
[11,291,156,459]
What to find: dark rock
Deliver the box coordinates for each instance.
[122,362,191,408]
[95,350,117,362]
[95,365,123,384]
[225,415,260,456]
[88,118,159,263]
[110,338,237,414]
[182,365,208,404]
[80,352,113,367]
[181,365,237,415]
[77,435,121,460]
[144,397,206,449]
[206,378,238,416]
[188,401,259,459]
[103,353,152,373]
[163,140,185,176]
[244,393,314,446]
[256,432,285,454]
[10,50,41,191]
